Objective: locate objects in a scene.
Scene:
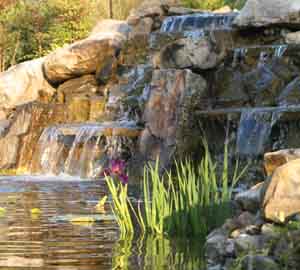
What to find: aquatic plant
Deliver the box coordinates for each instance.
[181,0,246,10]
[139,140,248,236]
[104,159,134,238]
[0,166,28,176]
[105,142,248,237]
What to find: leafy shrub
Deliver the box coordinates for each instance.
[0,0,143,71]
[181,0,246,10]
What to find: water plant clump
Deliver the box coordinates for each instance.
[104,140,248,238]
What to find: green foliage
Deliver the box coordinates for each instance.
[107,140,248,238]
[0,0,95,70]
[0,0,143,71]
[106,176,135,238]
[181,0,246,10]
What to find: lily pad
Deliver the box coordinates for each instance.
[50,214,115,224]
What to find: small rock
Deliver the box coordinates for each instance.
[205,233,228,263]
[235,182,265,212]
[261,223,279,238]
[234,234,262,253]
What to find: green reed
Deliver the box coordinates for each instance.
[106,140,248,237]
[105,176,134,238]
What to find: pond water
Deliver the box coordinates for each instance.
[0,176,205,269]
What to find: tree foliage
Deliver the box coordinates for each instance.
[181,0,246,10]
[0,0,143,71]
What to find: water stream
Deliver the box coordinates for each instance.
[236,109,281,156]
[31,121,140,178]
[160,12,238,33]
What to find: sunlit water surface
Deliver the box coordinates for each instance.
[0,176,204,270]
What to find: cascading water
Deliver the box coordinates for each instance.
[236,109,281,156]
[160,12,238,38]
[31,121,140,178]
[232,45,288,67]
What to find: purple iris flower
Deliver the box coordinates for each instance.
[110,159,126,176]
[101,159,129,185]
[119,173,129,185]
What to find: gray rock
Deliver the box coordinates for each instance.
[235,182,265,213]
[155,37,223,70]
[205,233,228,263]
[234,234,270,254]
[234,0,300,28]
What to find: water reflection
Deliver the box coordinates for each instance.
[0,177,204,269]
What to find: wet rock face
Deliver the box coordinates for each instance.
[263,159,300,223]
[234,0,300,28]
[0,58,55,110]
[43,20,129,84]
[141,69,207,166]
[155,37,223,70]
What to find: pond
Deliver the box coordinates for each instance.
[0,176,205,269]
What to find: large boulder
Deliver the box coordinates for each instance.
[263,159,300,223]
[140,69,207,167]
[264,148,300,176]
[43,20,130,84]
[154,37,224,70]
[0,58,55,110]
[234,0,300,28]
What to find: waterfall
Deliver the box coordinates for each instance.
[233,45,289,67]
[236,109,280,156]
[31,121,140,178]
[160,12,238,33]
